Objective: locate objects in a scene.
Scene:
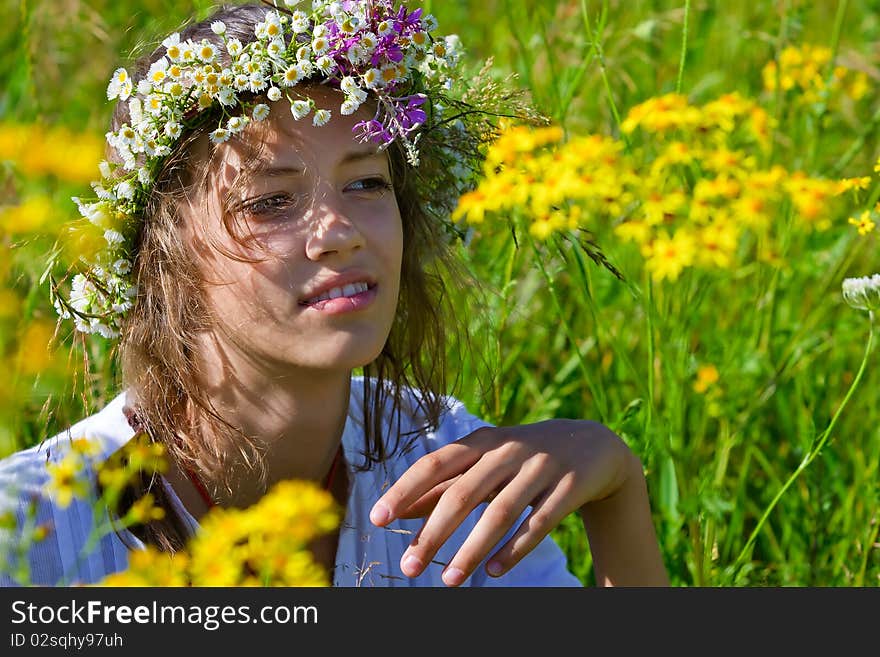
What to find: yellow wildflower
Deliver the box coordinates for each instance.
[0,196,57,235]
[45,453,89,509]
[614,219,652,246]
[14,321,58,376]
[125,493,166,525]
[693,364,720,394]
[848,211,876,235]
[837,177,871,194]
[642,229,696,283]
[696,220,739,269]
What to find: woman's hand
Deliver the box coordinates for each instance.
[369,419,669,587]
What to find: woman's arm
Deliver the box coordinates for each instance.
[579,449,669,586]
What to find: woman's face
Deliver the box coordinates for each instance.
[183,86,403,377]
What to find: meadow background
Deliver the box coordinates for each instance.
[1,0,878,586]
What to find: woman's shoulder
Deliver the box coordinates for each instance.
[0,391,134,488]
[346,376,493,451]
[0,391,136,586]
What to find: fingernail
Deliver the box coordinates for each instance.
[370,502,390,526]
[402,554,423,577]
[442,567,466,587]
[487,560,503,577]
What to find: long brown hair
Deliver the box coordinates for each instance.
[109,3,482,551]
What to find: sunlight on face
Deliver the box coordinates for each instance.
[182,85,404,379]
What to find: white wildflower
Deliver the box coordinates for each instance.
[315,55,336,75]
[282,64,302,87]
[104,229,125,245]
[290,10,310,33]
[227,38,244,58]
[423,14,439,32]
[218,88,236,106]
[211,21,226,35]
[163,33,182,61]
[197,40,217,63]
[267,38,286,58]
[165,121,182,139]
[113,259,132,275]
[340,97,359,115]
[147,57,169,85]
[340,75,359,95]
[843,274,880,312]
[253,104,271,121]
[248,71,267,92]
[313,108,331,126]
[312,36,329,55]
[359,32,378,54]
[234,73,250,91]
[106,68,130,100]
[295,60,313,79]
[377,20,393,37]
[115,181,135,200]
[347,43,367,65]
[210,128,231,144]
[227,116,249,132]
[290,99,312,120]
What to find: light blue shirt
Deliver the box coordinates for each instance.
[0,379,581,587]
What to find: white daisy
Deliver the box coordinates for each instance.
[163,33,182,61]
[290,99,312,120]
[340,98,360,115]
[313,108,331,126]
[226,38,243,58]
[290,10,310,34]
[315,55,336,75]
[253,103,271,121]
[210,128,231,144]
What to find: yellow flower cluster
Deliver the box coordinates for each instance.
[761,44,869,105]
[454,88,871,283]
[453,123,629,241]
[0,123,104,184]
[98,479,340,587]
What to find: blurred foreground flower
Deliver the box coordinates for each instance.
[842,274,880,312]
[97,478,340,587]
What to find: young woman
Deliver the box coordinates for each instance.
[0,1,668,587]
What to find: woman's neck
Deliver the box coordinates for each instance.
[182,330,354,510]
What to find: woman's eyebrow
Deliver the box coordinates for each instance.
[338,148,384,166]
[258,150,384,177]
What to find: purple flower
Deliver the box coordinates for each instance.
[394,6,422,33]
[353,119,393,145]
[399,94,427,129]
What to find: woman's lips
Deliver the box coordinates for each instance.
[300,284,378,314]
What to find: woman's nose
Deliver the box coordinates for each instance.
[303,193,365,260]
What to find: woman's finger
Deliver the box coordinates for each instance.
[438,468,548,586]
[397,456,511,578]
[370,428,495,526]
[395,476,459,519]
[483,477,576,578]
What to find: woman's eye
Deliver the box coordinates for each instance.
[346,177,392,195]
[242,194,296,216]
